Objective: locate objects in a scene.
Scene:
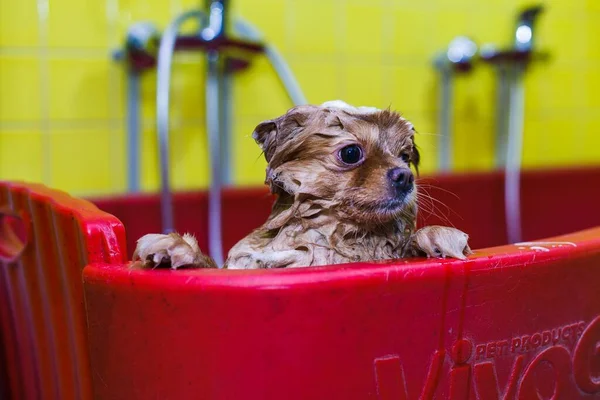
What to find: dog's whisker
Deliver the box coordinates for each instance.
[415,195,456,227]
[416,190,461,222]
[416,192,446,214]
[414,131,441,137]
[416,182,461,200]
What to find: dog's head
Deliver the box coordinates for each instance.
[253,100,419,228]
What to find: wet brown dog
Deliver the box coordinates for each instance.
[133,100,471,269]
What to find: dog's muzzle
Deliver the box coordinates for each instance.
[387,167,414,196]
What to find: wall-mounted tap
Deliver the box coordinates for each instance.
[124,22,159,55]
[514,5,543,52]
[479,4,548,245]
[480,5,546,67]
[433,36,478,171]
[114,1,306,266]
[202,0,229,41]
[110,23,161,194]
[434,36,478,73]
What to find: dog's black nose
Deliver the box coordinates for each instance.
[388,167,414,193]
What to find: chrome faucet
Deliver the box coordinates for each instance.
[114,23,160,194]
[116,0,306,266]
[433,36,477,171]
[202,0,228,41]
[479,4,548,245]
[514,5,543,52]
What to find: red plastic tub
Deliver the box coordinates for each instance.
[1,167,600,399]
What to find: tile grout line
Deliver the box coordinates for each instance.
[106,0,122,193]
[335,0,347,102]
[0,119,124,130]
[1,48,599,68]
[382,0,394,108]
[37,0,51,187]
[0,47,115,57]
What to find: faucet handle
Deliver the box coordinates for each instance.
[434,36,478,73]
[514,4,544,51]
[479,4,549,67]
[517,4,544,24]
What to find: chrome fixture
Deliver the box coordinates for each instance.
[480,4,548,244]
[116,0,306,266]
[433,36,478,171]
[114,22,160,193]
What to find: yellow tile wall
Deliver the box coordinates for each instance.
[0,0,599,196]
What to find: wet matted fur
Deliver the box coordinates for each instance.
[133,100,471,269]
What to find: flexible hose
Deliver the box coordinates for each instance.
[264,46,307,105]
[235,19,307,105]
[157,14,304,265]
[127,72,140,192]
[156,10,206,234]
[206,52,225,266]
[438,67,453,171]
[505,65,525,244]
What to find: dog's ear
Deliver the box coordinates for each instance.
[412,144,421,175]
[252,119,278,163]
[252,105,318,163]
[410,127,420,175]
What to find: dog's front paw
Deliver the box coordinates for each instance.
[132,233,217,269]
[412,226,472,260]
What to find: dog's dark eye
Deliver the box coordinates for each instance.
[400,153,410,163]
[339,145,363,165]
